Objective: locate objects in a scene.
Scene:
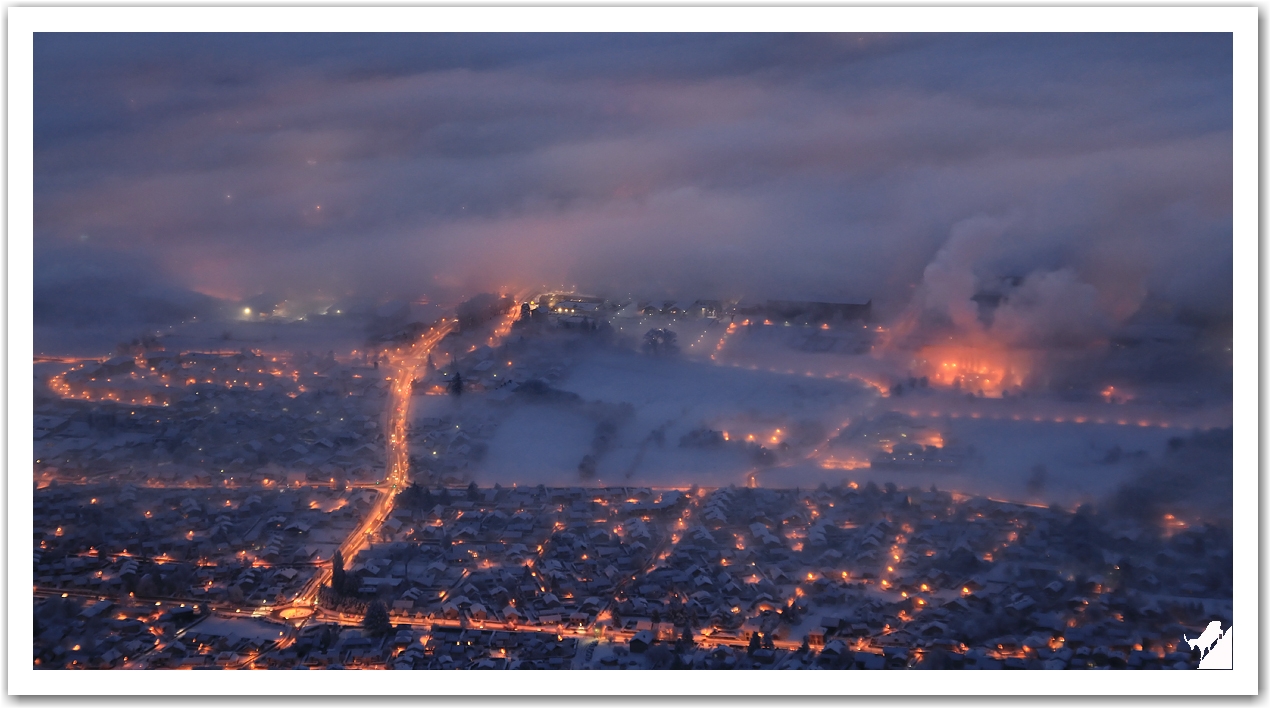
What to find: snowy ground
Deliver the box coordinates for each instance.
[194,615,289,643]
[474,348,871,488]
[763,418,1179,508]
[454,342,1224,508]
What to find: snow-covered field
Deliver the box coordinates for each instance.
[765,418,1179,508]
[464,343,1221,508]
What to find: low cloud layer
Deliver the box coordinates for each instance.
[34,33,1232,330]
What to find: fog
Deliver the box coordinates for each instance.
[35,33,1231,328]
[32,33,1233,511]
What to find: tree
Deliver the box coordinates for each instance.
[319,624,337,651]
[448,371,464,396]
[399,482,425,509]
[678,623,695,650]
[331,549,346,596]
[467,481,479,501]
[363,600,391,637]
[402,542,425,580]
[641,328,679,355]
[646,644,674,669]
[748,631,761,655]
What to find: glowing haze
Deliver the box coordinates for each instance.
[35,33,1231,343]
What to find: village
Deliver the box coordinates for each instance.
[34,478,1230,670]
[30,292,1232,671]
[35,348,391,489]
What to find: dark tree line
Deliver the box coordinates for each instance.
[642,328,678,355]
[398,482,480,510]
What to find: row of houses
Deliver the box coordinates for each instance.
[33,484,381,609]
[33,594,202,669]
[548,296,875,324]
[36,350,389,487]
[34,478,1229,670]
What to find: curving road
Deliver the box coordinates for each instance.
[288,319,458,611]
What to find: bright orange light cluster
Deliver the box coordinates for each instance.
[1162,513,1189,538]
[916,344,1029,396]
[709,322,739,361]
[48,355,305,406]
[819,457,870,471]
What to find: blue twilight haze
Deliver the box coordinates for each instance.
[34,33,1231,332]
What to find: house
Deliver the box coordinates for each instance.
[629,630,655,654]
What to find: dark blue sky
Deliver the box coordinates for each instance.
[33,33,1232,336]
